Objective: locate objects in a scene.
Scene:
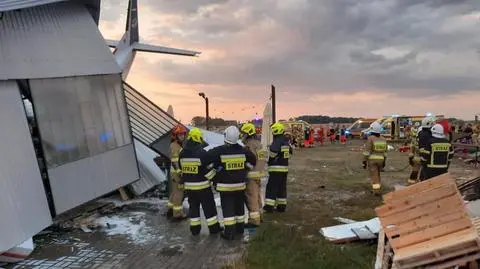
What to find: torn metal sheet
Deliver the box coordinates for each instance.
[351,226,377,240]
[320,217,380,243]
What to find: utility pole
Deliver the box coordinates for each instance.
[199,92,210,130]
[271,84,276,123]
[205,97,210,130]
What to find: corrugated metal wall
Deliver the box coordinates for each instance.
[0,1,120,80]
[48,144,139,214]
[0,81,52,252]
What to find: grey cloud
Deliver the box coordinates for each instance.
[143,0,229,14]
[349,50,418,70]
[108,0,480,98]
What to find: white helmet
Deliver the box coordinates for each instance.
[224,126,240,144]
[431,124,445,139]
[370,122,383,134]
[421,116,436,128]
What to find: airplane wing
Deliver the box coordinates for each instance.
[133,43,200,57]
[105,39,119,48]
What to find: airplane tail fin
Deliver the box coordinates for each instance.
[106,0,200,57]
[126,0,139,45]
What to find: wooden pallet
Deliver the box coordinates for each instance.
[376,173,480,269]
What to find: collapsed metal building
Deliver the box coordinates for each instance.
[0,0,201,252]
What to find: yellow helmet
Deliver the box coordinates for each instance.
[187,128,203,143]
[271,122,285,136]
[241,123,256,136]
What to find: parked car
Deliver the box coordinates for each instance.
[345,119,376,138]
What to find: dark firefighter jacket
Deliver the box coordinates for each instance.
[420,136,454,170]
[268,134,292,173]
[178,140,216,191]
[207,143,257,192]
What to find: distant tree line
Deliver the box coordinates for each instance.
[295,115,360,124]
[191,116,237,127]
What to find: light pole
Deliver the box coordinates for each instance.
[199,92,209,130]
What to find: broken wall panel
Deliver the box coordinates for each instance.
[48,143,139,214]
[0,81,52,252]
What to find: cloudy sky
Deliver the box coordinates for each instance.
[99,0,480,123]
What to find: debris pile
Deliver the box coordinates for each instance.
[375,173,480,269]
[320,217,381,243]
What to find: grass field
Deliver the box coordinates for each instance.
[228,140,474,269]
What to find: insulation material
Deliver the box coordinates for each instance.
[320,217,381,243]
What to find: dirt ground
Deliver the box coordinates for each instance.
[240,139,478,269]
[5,139,478,269]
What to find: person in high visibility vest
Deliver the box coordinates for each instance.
[408,123,421,185]
[420,124,454,180]
[363,122,387,194]
[264,123,292,213]
[240,123,267,228]
[179,128,221,235]
[418,116,435,181]
[167,125,188,221]
[208,126,257,240]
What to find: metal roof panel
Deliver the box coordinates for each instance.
[0,1,120,79]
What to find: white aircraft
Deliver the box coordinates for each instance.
[106,0,200,78]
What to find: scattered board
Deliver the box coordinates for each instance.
[376,173,480,269]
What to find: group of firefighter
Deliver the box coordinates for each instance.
[363,115,454,193]
[290,126,348,148]
[159,122,292,240]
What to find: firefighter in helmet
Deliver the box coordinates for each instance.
[167,125,188,221]
[208,126,257,240]
[418,116,436,181]
[179,128,221,235]
[264,122,292,213]
[408,122,422,185]
[420,124,454,180]
[240,123,266,228]
[363,122,387,193]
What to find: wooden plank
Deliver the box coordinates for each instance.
[381,195,464,229]
[376,184,458,217]
[398,245,480,269]
[394,229,478,261]
[382,242,392,269]
[424,252,480,269]
[374,230,385,269]
[470,261,479,269]
[386,211,468,238]
[391,218,473,249]
[383,173,453,203]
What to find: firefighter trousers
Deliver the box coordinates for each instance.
[368,160,383,191]
[219,191,245,240]
[408,161,421,185]
[245,179,262,225]
[421,166,448,181]
[168,174,184,218]
[264,172,288,212]
[187,188,220,235]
